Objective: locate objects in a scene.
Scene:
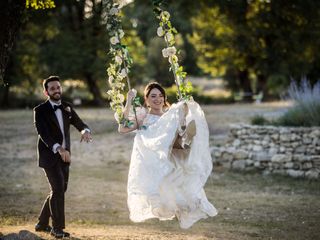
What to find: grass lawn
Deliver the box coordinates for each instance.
[0,103,319,240]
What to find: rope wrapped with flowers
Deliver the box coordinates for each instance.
[105,0,142,127]
[152,0,193,100]
[105,0,193,127]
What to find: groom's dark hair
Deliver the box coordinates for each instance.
[43,76,60,91]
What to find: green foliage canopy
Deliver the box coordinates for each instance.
[189,0,320,97]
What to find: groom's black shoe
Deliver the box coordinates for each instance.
[50,228,70,239]
[35,223,52,233]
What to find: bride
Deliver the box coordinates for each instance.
[118,82,217,229]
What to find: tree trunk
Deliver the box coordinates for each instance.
[73,0,104,106]
[238,69,253,102]
[256,73,269,100]
[1,84,10,109]
[85,73,105,106]
[0,0,25,83]
[0,57,14,108]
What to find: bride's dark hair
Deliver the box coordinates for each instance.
[144,82,170,108]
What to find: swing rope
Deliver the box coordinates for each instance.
[105,0,138,126]
[121,45,140,129]
[106,0,193,127]
[152,0,193,101]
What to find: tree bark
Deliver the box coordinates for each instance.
[85,73,105,106]
[0,57,14,108]
[0,0,25,84]
[256,73,268,99]
[238,69,253,102]
[72,0,105,106]
[1,84,10,108]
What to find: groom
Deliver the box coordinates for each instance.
[34,76,92,238]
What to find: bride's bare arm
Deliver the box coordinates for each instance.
[118,118,138,133]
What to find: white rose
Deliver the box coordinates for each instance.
[115,55,122,64]
[167,46,176,57]
[165,32,174,42]
[162,46,176,58]
[109,7,119,15]
[64,106,71,112]
[110,36,119,45]
[157,27,164,37]
[162,48,169,58]
[118,29,125,38]
[120,68,127,78]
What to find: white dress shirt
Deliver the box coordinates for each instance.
[49,100,90,153]
[49,100,66,153]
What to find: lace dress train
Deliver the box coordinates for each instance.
[127,100,218,229]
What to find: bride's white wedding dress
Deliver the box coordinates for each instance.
[127,100,218,229]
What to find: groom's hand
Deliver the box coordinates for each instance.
[80,131,92,143]
[57,147,71,163]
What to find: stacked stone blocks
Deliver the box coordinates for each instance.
[212,124,320,179]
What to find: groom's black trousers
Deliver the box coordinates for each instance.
[38,160,69,229]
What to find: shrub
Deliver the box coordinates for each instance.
[275,78,320,127]
[250,115,270,125]
[275,107,312,127]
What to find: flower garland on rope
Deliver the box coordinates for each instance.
[105,0,141,126]
[152,0,193,100]
[105,0,193,127]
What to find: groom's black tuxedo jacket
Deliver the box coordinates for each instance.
[34,100,89,168]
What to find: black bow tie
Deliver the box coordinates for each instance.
[53,104,63,111]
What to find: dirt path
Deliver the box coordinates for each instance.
[1,103,319,240]
[1,223,240,240]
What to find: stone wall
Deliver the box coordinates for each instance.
[211,124,320,179]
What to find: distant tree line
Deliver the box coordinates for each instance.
[1,0,320,107]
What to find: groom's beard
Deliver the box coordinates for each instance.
[48,92,62,101]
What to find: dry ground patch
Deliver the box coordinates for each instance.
[0,103,319,240]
